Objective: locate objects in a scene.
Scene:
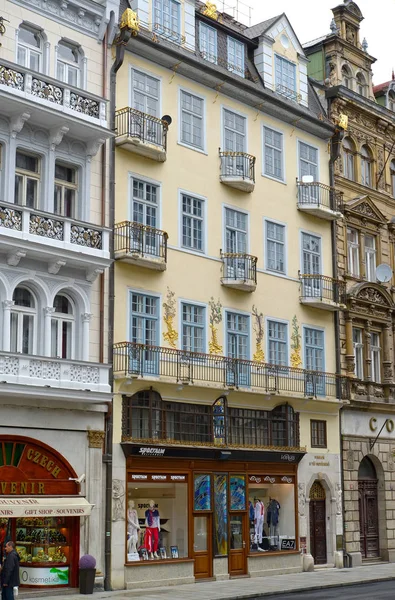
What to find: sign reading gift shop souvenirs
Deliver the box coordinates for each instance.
[124,444,303,581]
[0,436,89,589]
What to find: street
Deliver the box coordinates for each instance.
[258,581,395,600]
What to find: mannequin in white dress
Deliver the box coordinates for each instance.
[127,500,140,554]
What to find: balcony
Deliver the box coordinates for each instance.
[113,342,349,401]
[350,379,395,404]
[0,202,110,274]
[220,251,257,292]
[0,59,109,142]
[219,150,255,192]
[299,274,346,311]
[297,180,343,220]
[275,84,302,103]
[114,221,167,270]
[0,352,110,403]
[115,108,168,161]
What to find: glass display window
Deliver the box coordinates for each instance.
[248,476,295,553]
[15,517,70,566]
[127,475,188,562]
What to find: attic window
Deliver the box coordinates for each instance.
[356,72,367,97]
[275,55,298,101]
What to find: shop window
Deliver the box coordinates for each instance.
[51,294,74,359]
[361,145,373,187]
[249,477,295,553]
[15,150,40,209]
[57,40,81,87]
[126,478,188,561]
[343,137,356,180]
[17,24,43,72]
[16,517,70,571]
[10,287,36,355]
[54,162,78,218]
[310,420,327,448]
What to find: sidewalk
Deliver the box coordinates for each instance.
[19,562,395,600]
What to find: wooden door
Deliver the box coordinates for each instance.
[229,513,247,576]
[359,480,379,559]
[309,500,327,564]
[193,514,212,579]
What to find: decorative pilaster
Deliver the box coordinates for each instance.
[252,305,264,362]
[382,322,393,383]
[82,313,93,361]
[162,287,178,348]
[364,321,372,381]
[345,313,355,376]
[2,300,14,352]
[208,297,223,355]
[43,307,55,356]
[87,430,105,449]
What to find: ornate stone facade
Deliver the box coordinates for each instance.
[88,430,105,449]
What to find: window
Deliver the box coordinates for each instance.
[364,234,376,282]
[311,420,327,448]
[301,232,321,275]
[57,41,81,87]
[181,303,205,353]
[181,194,204,252]
[131,69,160,117]
[361,145,373,187]
[391,159,395,198]
[356,72,367,97]
[130,293,158,346]
[180,90,204,150]
[130,178,159,255]
[265,221,285,274]
[343,137,355,180]
[275,55,296,92]
[153,0,180,40]
[299,142,318,181]
[10,287,36,355]
[388,90,395,112]
[267,320,287,366]
[227,37,245,76]
[347,228,360,277]
[263,127,283,180]
[353,327,364,379]
[54,162,77,218]
[304,327,324,372]
[226,312,249,360]
[51,294,73,359]
[199,22,217,63]
[371,332,381,383]
[15,151,40,208]
[17,24,42,71]
[225,208,247,254]
[223,109,246,153]
[342,64,352,89]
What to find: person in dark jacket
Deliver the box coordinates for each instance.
[1,541,20,600]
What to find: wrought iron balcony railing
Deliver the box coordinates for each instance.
[219,150,255,182]
[275,84,302,103]
[299,274,346,305]
[115,107,168,150]
[113,342,349,400]
[114,221,168,261]
[297,181,343,213]
[220,251,257,284]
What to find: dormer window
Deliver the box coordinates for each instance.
[356,72,367,97]
[199,22,217,64]
[275,55,296,98]
[342,64,352,89]
[153,0,180,41]
[227,37,244,77]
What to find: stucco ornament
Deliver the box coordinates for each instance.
[298,483,306,516]
[112,480,125,521]
[209,297,223,354]
[335,483,342,515]
[163,287,178,348]
[120,8,140,35]
[252,305,265,362]
[290,315,302,369]
[201,1,218,20]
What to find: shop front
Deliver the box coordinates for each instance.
[122,443,304,587]
[0,435,93,588]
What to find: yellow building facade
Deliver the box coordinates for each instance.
[111,1,346,588]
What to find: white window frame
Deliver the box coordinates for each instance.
[129,66,161,118]
[262,125,285,182]
[223,206,248,254]
[199,22,217,64]
[16,24,43,72]
[51,294,75,360]
[371,332,381,383]
[15,150,41,209]
[10,287,37,355]
[153,0,181,41]
[298,140,319,182]
[221,106,248,153]
[227,36,245,77]
[180,301,206,354]
[54,161,78,218]
[225,309,251,360]
[361,146,373,188]
[343,138,355,181]
[178,87,206,153]
[364,234,377,282]
[353,327,364,380]
[265,219,286,275]
[179,189,207,255]
[266,318,289,367]
[302,325,325,372]
[128,290,160,346]
[275,54,296,93]
[56,40,83,88]
[347,227,360,277]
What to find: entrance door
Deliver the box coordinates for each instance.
[193,514,212,579]
[229,513,247,576]
[309,481,327,565]
[358,456,379,559]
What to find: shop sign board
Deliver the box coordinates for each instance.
[128,474,187,483]
[280,539,296,550]
[342,411,395,438]
[19,566,69,586]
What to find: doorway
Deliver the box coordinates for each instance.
[358,456,379,559]
[309,481,327,564]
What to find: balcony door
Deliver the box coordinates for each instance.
[226,312,250,387]
[299,142,318,202]
[131,69,160,144]
[223,109,246,176]
[301,232,321,298]
[225,208,247,279]
[304,327,325,396]
[130,293,159,375]
[131,178,158,256]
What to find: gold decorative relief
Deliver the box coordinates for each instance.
[252,305,265,362]
[163,287,178,348]
[120,8,140,35]
[290,315,302,369]
[209,297,223,354]
[201,1,218,20]
[88,430,105,449]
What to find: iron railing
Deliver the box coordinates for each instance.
[113,342,349,400]
[219,149,255,182]
[114,221,168,261]
[115,107,168,151]
[299,274,346,305]
[220,251,257,284]
[275,84,302,103]
[297,181,343,213]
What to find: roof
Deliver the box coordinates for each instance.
[244,14,282,39]
[373,80,392,95]
[303,34,329,49]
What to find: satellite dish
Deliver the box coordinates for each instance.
[376,263,393,283]
[302,175,314,183]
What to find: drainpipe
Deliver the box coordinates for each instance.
[104,25,133,592]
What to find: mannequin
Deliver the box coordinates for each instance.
[254,498,264,546]
[267,498,281,538]
[127,500,140,555]
[144,499,160,559]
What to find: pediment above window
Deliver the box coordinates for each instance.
[348,282,393,315]
[344,196,387,226]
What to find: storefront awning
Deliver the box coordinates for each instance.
[0,497,94,518]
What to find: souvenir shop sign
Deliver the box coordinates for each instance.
[128,473,187,483]
[249,475,294,485]
[0,436,79,495]
[0,497,93,517]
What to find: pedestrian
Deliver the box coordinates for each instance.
[1,541,19,600]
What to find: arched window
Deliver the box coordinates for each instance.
[56,40,82,87]
[342,64,352,89]
[356,72,367,97]
[10,287,36,354]
[17,24,43,71]
[51,294,74,359]
[343,137,356,180]
[361,145,373,187]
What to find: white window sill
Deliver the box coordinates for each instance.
[261,173,287,185]
[177,141,208,156]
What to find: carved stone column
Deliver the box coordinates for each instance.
[43,307,55,357]
[364,321,372,382]
[345,313,355,376]
[2,300,14,352]
[82,313,93,361]
[86,430,105,574]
